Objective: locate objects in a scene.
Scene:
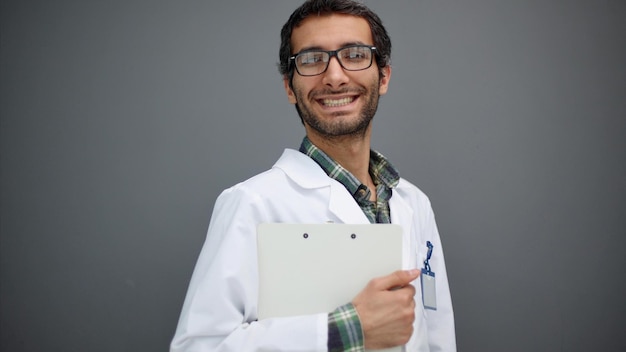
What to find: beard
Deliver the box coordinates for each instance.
[293,80,381,139]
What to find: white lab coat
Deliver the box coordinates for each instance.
[171,149,456,352]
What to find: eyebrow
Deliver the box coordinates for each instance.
[294,41,369,54]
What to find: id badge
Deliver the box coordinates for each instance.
[420,268,437,310]
[420,241,437,310]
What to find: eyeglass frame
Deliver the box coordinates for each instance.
[289,45,378,77]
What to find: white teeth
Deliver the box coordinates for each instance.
[322,97,354,107]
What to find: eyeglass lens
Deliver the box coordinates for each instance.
[294,46,373,76]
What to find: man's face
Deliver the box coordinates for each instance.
[284,14,391,140]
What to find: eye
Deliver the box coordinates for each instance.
[298,52,326,66]
[341,47,369,61]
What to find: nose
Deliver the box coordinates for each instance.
[321,56,349,89]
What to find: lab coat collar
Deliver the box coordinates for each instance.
[273,149,330,189]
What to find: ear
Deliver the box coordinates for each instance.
[283,77,297,104]
[378,65,392,96]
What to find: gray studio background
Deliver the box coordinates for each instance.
[1,1,625,351]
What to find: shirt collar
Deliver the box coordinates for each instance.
[298,136,399,195]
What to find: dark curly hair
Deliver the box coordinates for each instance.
[278,0,391,85]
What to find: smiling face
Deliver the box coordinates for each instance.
[284,14,391,141]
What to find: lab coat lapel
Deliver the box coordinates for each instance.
[389,188,414,269]
[328,181,370,224]
[274,149,369,224]
[389,190,413,229]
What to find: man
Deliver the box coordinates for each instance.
[171,0,456,351]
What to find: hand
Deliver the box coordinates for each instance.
[352,269,420,349]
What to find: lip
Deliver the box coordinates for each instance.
[315,94,360,110]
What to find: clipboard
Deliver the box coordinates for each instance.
[257,223,403,352]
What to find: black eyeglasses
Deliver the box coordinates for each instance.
[289,45,377,77]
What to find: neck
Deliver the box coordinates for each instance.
[305,124,373,188]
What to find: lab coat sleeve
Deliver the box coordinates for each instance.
[170,183,328,352]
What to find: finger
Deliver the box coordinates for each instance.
[406,283,416,296]
[396,283,416,299]
[397,284,417,302]
[373,269,420,290]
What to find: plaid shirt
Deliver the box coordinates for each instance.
[299,137,400,351]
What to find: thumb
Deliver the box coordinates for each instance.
[374,269,420,290]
